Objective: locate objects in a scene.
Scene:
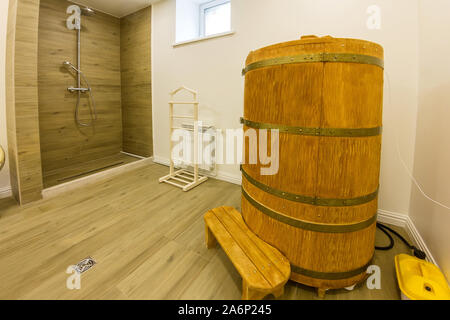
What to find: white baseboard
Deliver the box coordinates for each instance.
[152,155,242,185]
[0,186,12,199]
[404,216,438,267]
[42,157,153,199]
[152,155,170,167]
[215,171,242,185]
[377,209,408,228]
[377,209,437,266]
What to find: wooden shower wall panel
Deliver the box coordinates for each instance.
[120,7,153,157]
[6,0,44,204]
[38,0,122,174]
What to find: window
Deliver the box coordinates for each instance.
[175,0,232,46]
[200,0,231,37]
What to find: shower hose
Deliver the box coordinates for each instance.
[76,70,97,127]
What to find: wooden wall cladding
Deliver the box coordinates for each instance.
[38,0,122,174]
[6,0,44,204]
[120,7,153,157]
[6,0,152,204]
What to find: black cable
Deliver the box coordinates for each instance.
[375,222,426,260]
[375,223,394,250]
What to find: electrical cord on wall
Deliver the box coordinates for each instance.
[372,71,450,261]
[385,71,450,212]
[375,223,426,260]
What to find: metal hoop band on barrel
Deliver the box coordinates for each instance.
[242,53,384,75]
[241,166,379,207]
[291,257,373,280]
[242,187,377,234]
[241,118,382,137]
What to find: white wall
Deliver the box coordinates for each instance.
[0,0,11,198]
[175,0,200,43]
[152,0,419,214]
[409,0,450,279]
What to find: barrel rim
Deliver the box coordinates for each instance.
[246,36,384,65]
[253,37,383,51]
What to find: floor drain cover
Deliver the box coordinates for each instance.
[74,257,96,274]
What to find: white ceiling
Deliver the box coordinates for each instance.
[69,0,161,18]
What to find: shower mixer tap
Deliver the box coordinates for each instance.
[62,58,97,125]
[67,87,90,93]
[63,62,89,92]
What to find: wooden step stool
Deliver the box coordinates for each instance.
[204,206,291,300]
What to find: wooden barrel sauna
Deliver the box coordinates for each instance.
[241,35,384,291]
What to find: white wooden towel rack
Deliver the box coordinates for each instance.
[159,86,208,191]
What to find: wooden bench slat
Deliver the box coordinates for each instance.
[217,207,290,278]
[205,206,291,300]
[204,212,272,290]
[212,207,287,288]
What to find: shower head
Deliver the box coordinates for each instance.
[62,61,79,72]
[81,7,95,16]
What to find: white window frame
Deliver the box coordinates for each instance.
[199,0,231,37]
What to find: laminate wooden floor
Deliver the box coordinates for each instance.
[0,163,411,300]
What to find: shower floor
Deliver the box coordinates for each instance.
[42,153,142,188]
